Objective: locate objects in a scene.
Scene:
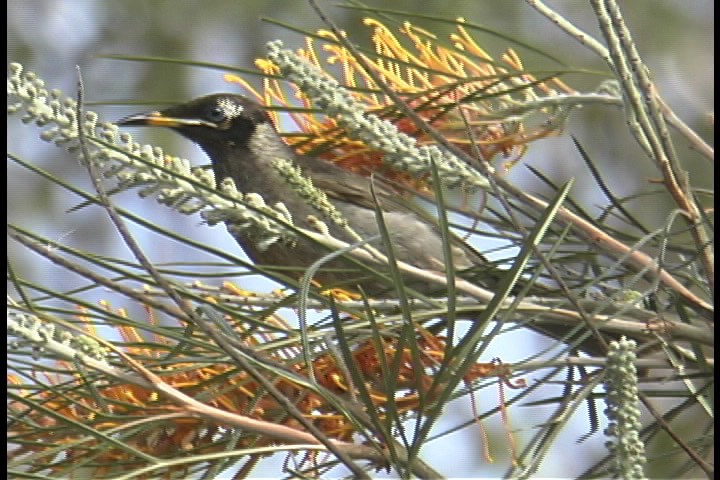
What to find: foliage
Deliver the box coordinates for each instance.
[7,1,713,478]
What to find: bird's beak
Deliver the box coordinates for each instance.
[116,111,215,128]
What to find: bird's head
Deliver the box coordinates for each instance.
[117,94,275,155]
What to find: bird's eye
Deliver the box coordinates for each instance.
[206,106,227,123]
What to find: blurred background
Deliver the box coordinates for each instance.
[7,1,713,477]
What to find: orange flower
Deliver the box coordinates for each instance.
[228,17,574,178]
[9,297,518,476]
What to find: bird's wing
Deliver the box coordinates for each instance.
[296,155,407,211]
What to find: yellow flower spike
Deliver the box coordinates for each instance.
[254,58,275,73]
[118,313,145,346]
[223,74,264,102]
[400,23,442,71]
[303,36,322,71]
[452,23,494,62]
[388,23,431,71]
[339,53,358,90]
[443,52,465,78]
[320,288,362,302]
[223,281,255,297]
[502,48,523,71]
[552,76,575,95]
[121,387,143,406]
[403,20,437,40]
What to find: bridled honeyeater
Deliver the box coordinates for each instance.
[117,93,618,354]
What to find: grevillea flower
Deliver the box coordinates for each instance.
[228,17,575,183]
[8,295,519,476]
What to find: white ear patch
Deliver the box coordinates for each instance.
[217,97,245,119]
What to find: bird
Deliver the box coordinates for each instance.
[117,93,639,356]
[117,93,489,296]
